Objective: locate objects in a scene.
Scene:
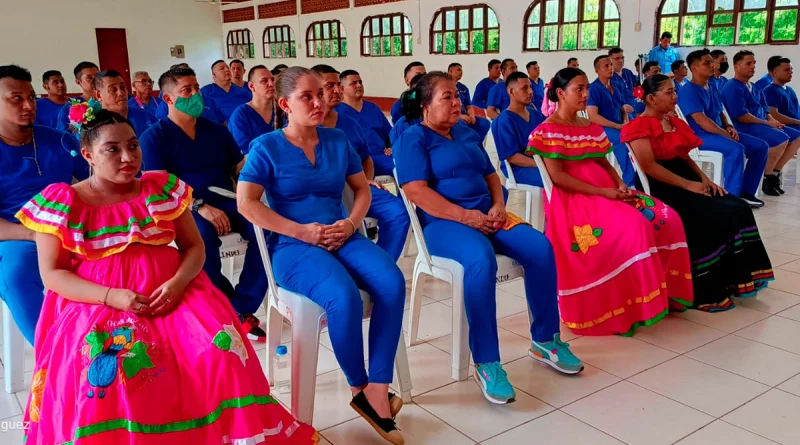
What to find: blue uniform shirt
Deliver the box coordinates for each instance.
[588,78,626,125]
[457,82,472,115]
[155,94,225,125]
[488,80,510,112]
[390,99,403,125]
[763,83,799,120]
[35,98,66,128]
[331,114,371,163]
[492,108,545,175]
[530,77,545,110]
[648,45,680,74]
[677,81,724,134]
[394,123,496,227]
[199,83,252,122]
[239,128,362,249]
[0,126,88,222]
[228,104,275,154]
[708,76,729,96]
[336,101,394,176]
[128,96,161,119]
[127,107,156,137]
[754,74,773,93]
[674,79,687,95]
[472,78,497,109]
[722,79,770,121]
[139,117,243,203]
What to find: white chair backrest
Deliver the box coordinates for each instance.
[532,155,554,201]
[625,143,651,194]
[674,104,688,122]
[393,169,435,268]
[503,160,518,185]
[578,110,589,119]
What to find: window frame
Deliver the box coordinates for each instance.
[522,0,622,52]
[429,4,501,55]
[655,0,799,46]
[306,20,348,58]
[361,13,414,57]
[226,29,255,59]
[262,25,297,59]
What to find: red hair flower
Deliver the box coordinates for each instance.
[633,85,645,101]
[68,103,89,124]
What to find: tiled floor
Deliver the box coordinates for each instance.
[2,158,800,444]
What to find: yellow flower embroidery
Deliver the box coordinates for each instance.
[571,224,603,254]
[29,368,47,423]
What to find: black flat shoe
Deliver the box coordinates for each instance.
[350,391,405,445]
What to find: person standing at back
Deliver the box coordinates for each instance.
[35,70,68,128]
[472,59,501,109]
[648,32,679,75]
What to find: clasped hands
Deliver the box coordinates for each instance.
[298,219,357,251]
[461,204,507,235]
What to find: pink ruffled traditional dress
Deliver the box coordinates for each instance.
[15,172,318,445]
[527,122,694,336]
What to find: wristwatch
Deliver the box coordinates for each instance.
[191,198,205,213]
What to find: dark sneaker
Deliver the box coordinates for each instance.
[741,194,765,208]
[761,175,781,197]
[238,313,266,343]
[776,171,786,194]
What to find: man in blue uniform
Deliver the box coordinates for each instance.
[200,60,251,122]
[487,58,517,120]
[128,71,160,119]
[763,56,800,193]
[56,61,99,132]
[472,59,501,110]
[709,50,730,94]
[567,58,580,68]
[448,63,491,140]
[390,61,426,124]
[94,70,155,137]
[754,56,781,92]
[609,47,639,111]
[648,31,679,75]
[526,61,545,110]
[672,60,688,94]
[35,70,68,128]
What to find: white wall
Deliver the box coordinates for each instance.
[0,0,224,93]
[222,0,798,98]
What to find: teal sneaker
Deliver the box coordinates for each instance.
[530,334,584,375]
[474,362,516,405]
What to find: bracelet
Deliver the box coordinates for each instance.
[102,287,111,306]
[345,217,358,233]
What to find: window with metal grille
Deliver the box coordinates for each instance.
[523,0,621,51]
[361,13,413,57]
[227,29,255,59]
[430,4,500,55]
[306,20,348,58]
[263,25,297,59]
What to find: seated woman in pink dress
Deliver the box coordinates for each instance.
[526,68,694,336]
[15,109,318,444]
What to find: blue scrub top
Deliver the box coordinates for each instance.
[199,83,252,122]
[763,84,799,120]
[0,126,88,223]
[488,80,510,112]
[35,98,66,128]
[155,94,225,125]
[228,103,275,154]
[492,108,545,172]
[390,116,420,146]
[239,128,362,249]
[722,79,770,121]
[139,117,243,203]
[390,99,403,124]
[394,123,497,228]
[336,101,394,176]
[472,78,497,109]
[588,78,625,125]
[127,107,156,137]
[530,77,545,110]
[677,81,724,134]
[332,114,371,163]
[457,82,472,115]
[708,76,728,96]
[648,45,679,74]
[128,96,161,119]
[674,79,687,95]
[754,74,773,93]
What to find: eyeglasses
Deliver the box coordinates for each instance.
[134,80,154,85]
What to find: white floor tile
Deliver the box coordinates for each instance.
[0,415,26,443]
[0,380,22,420]
[723,389,800,445]
[426,328,530,365]
[770,269,800,296]
[494,289,529,319]
[763,237,800,256]
[736,316,800,355]
[496,312,581,342]
[777,373,800,397]
[673,305,770,333]
[767,250,800,267]
[483,410,625,445]
[389,342,456,397]
[402,302,453,343]
[686,335,800,386]
[272,370,357,432]
[778,303,800,322]
[566,335,678,379]
[632,316,727,354]
[675,420,781,445]
[504,358,620,408]
[734,288,800,314]
[562,381,714,445]
[779,258,800,274]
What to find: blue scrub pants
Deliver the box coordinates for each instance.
[736,123,791,149]
[373,155,395,178]
[468,117,491,141]
[503,164,545,188]
[271,234,405,387]
[0,240,44,344]
[423,221,559,365]
[604,128,636,187]
[193,198,267,315]
[367,186,410,261]
[699,133,769,196]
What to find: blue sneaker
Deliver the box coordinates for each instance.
[474,362,516,404]
[530,334,584,375]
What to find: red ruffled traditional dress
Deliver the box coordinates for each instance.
[15,172,318,445]
[527,122,694,336]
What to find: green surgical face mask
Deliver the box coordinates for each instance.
[174,93,204,118]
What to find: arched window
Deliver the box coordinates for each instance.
[361,13,413,57]
[263,25,296,59]
[227,29,255,59]
[306,20,348,58]
[523,0,621,51]
[656,0,798,46]
[430,4,500,55]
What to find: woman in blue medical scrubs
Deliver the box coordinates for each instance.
[394,72,583,406]
[237,67,406,445]
[228,65,276,154]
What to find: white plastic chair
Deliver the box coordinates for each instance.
[254,192,412,425]
[625,143,652,194]
[533,155,555,202]
[372,175,415,258]
[2,302,25,394]
[675,105,725,186]
[395,171,525,381]
[502,160,545,231]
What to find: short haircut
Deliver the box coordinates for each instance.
[593,55,609,68]
[247,64,268,82]
[608,47,623,56]
[158,67,197,92]
[0,64,32,83]
[339,69,360,81]
[448,63,462,71]
[710,49,726,59]
[73,61,98,79]
[505,71,530,88]
[686,49,711,68]
[132,71,149,79]
[42,70,62,84]
[567,57,578,65]
[501,59,515,71]
[311,64,339,75]
[93,69,123,89]
[230,59,245,69]
[404,61,425,77]
[526,61,539,70]
[270,67,282,76]
[671,60,685,72]
[768,57,791,72]
[660,31,673,39]
[274,64,289,70]
[170,63,190,70]
[635,59,641,68]
[643,61,660,73]
[211,60,226,70]
[733,50,754,65]
[488,59,501,69]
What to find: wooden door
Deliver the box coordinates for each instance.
[95,28,132,92]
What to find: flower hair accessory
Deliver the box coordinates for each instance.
[68,98,102,132]
[540,78,557,117]
[632,85,645,102]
